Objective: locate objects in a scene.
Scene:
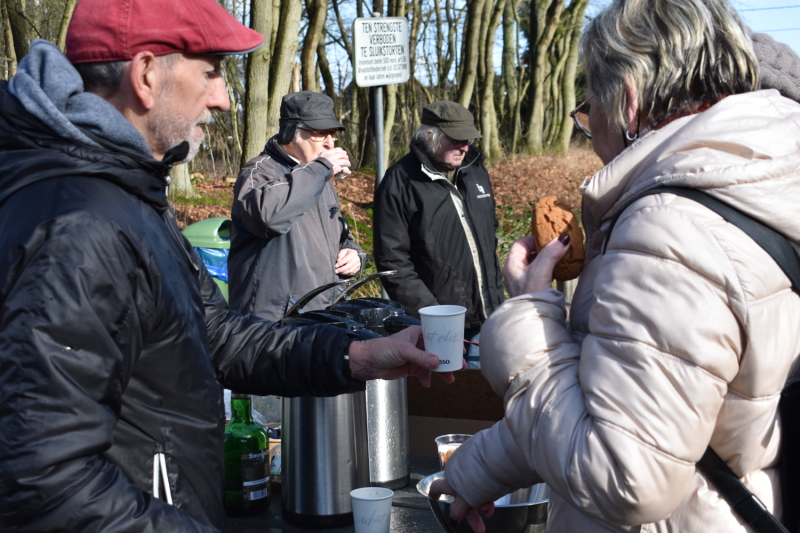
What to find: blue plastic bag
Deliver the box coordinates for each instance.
[194,247,229,282]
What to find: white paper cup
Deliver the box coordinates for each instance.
[350,487,393,533]
[418,305,466,372]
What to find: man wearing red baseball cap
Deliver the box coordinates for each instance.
[0,1,450,531]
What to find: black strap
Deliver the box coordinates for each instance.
[604,186,798,533]
[696,448,789,533]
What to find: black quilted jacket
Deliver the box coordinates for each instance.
[0,81,364,533]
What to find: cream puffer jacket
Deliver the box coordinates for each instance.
[445,89,800,532]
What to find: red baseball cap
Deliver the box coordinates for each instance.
[65,0,265,64]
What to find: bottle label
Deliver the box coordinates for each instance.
[240,449,270,501]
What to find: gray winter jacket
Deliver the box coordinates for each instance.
[229,138,365,320]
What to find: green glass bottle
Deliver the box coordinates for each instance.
[223,393,270,515]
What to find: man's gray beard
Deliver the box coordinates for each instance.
[151,109,210,163]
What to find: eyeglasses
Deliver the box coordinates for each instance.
[569,94,594,139]
[298,126,339,142]
[446,136,475,147]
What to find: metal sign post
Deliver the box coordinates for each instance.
[373,86,385,182]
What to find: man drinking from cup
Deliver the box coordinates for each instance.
[229,91,365,320]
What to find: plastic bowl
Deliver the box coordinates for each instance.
[416,472,549,533]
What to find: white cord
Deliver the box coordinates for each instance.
[153,454,160,499]
[158,453,173,505]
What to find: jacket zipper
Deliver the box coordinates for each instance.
[421,162,491,319]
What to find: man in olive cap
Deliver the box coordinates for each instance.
[229,91,365,320]
[374,101,505,368]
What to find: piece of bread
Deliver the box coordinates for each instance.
[531,195,585,280]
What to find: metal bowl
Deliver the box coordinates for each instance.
[416,472,549,533]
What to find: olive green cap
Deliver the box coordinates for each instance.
[421,101,482,140]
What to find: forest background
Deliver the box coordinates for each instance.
[2,0,794,295]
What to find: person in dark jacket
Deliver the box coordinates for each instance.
[0,1,449,532]
[374,101,504,368]
[229,92,364,320]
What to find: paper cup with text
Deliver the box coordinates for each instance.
[418,305,466,372]
[350,487,393,533]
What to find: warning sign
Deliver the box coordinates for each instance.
[353,17,411,87]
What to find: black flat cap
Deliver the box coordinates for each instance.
[280,91,345,130]
[421,101,482,140]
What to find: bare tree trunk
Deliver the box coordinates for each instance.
[331,0,353,62]
[456,0,486,108]
[408,0,422,127]
[1,0,17,77]
[55,0,77,52]
[524,0,564,154]
[300,0,327,92]
[443,0,458,99]
[7,0,32,60]
[478,0,504,160]
[331,0,360,159]
[241,0,272,166]
[223,62,243,167]
[433,0,444,89]
[317,37,338,114]
[169,163,197,200]
[266,0,302,138]
[557,0,588,152]
[292,61,300,92]
[381,0,405,168]
[545,30,567,148]
[501,0,519,154]
[271,0,281,50]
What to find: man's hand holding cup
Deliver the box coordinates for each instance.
[320,147,351,178]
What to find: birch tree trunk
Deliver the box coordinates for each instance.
[241,0,272,166]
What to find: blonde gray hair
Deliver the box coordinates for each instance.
[582,0,759,134]
[413,125,447,157]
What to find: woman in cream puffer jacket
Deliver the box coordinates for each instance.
[432,1,800,532]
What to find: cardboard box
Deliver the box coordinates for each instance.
[407,369,505,458]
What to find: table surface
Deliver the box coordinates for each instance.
[224,455,445,533]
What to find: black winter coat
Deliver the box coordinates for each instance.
[373,140,504,329]
[0,82,364,532]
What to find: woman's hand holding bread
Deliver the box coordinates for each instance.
[503,195,584,297]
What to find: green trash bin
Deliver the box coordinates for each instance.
[181,217,232,302]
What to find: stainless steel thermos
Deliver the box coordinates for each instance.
[281,392,370,528]
[279,278,414,526]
